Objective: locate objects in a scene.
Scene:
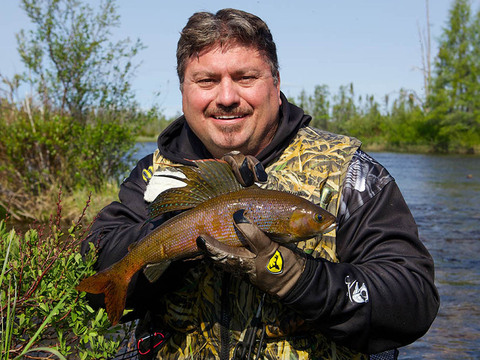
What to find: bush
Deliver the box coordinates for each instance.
[0,102,137,221]
[0,194,134,359]
[0,108,136,190]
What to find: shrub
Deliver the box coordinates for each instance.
[0,193,134,359]
[0,102,137,221]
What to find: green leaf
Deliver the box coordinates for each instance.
[20,347,68,360]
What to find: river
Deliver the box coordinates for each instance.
[133,144,480,359]
[370,152,480,360]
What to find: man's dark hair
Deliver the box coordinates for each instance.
[176,8,279,88]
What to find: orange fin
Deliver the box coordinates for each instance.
[76,268,129,326]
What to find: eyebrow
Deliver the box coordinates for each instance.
[190,71,217,79]
[190,68,262,79]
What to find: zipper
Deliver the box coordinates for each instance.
[220,272,231,360]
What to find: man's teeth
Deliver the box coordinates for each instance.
[214,115,242,119]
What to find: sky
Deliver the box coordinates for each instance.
[0,0,465,117]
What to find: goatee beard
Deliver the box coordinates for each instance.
[218,123,242,134]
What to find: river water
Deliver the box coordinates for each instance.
[370,152,480,360]
[133,144,480,359]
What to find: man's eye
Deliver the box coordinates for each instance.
[196,78,217,88]
[237,76,256,85]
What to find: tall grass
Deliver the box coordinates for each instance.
[1,230,16,359]
[1,234,67,359]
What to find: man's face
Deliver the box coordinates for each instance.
[181,43,281,158]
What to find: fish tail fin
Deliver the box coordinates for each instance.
[76,268,129,326]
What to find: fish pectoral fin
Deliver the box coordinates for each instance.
[128,241,139,252]
[143,260,172,283]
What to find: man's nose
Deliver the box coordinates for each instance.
[216,78,240,107]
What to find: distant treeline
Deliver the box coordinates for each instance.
[289,79,478,154]
[288,84,428,152]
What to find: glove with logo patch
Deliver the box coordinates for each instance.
[197,210,306,298]
[221,151,267,187]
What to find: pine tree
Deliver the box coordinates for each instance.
[427,0,480,152]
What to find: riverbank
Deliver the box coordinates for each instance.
[360,142,479,155]
[3,181,120,233]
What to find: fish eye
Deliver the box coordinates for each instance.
[314,214,323,223]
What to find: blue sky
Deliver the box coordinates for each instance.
[0,0,460,117]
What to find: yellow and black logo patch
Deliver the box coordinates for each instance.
[142,165,155,182]
[266,250,284,274]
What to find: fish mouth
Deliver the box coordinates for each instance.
[323,222,337,233]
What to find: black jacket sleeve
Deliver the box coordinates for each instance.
[283,160,439,354]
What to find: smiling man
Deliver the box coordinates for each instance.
[181,43,281,158]
[81,8,439,360]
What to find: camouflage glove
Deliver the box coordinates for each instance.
[221,151,267,187]
[197,211,306,298]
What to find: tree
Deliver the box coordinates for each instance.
[330,83,357,134]
[16,0,144,123]
[427,0,480,152]
[384,89,426,148]
[293,85,331,130]
[418,0,432,104]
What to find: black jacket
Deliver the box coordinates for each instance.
[82,94,439,354]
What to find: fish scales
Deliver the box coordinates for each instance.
[121,187,328,275]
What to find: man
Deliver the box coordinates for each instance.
[82,8,439,360]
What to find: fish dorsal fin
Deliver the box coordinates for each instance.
[148,159,243,219]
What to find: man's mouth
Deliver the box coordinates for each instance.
[212,115,245,120]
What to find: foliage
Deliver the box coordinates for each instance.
[135,105,175,141]
[329,83,358,135]
[294,85,330,130]
[16,0,144,123]
[426,0,480,153]
[0,100,138,221]
[0,193,134,359]
[289,82,436,151]
[382,90,428,148]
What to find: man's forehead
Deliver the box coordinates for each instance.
[195,41,261,58]
[185,44,267,72]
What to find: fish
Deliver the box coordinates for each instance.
[76,159,336,325]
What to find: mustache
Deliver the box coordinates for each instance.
[205,106,253,117]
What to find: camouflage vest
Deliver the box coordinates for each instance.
[149,127,365,359]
